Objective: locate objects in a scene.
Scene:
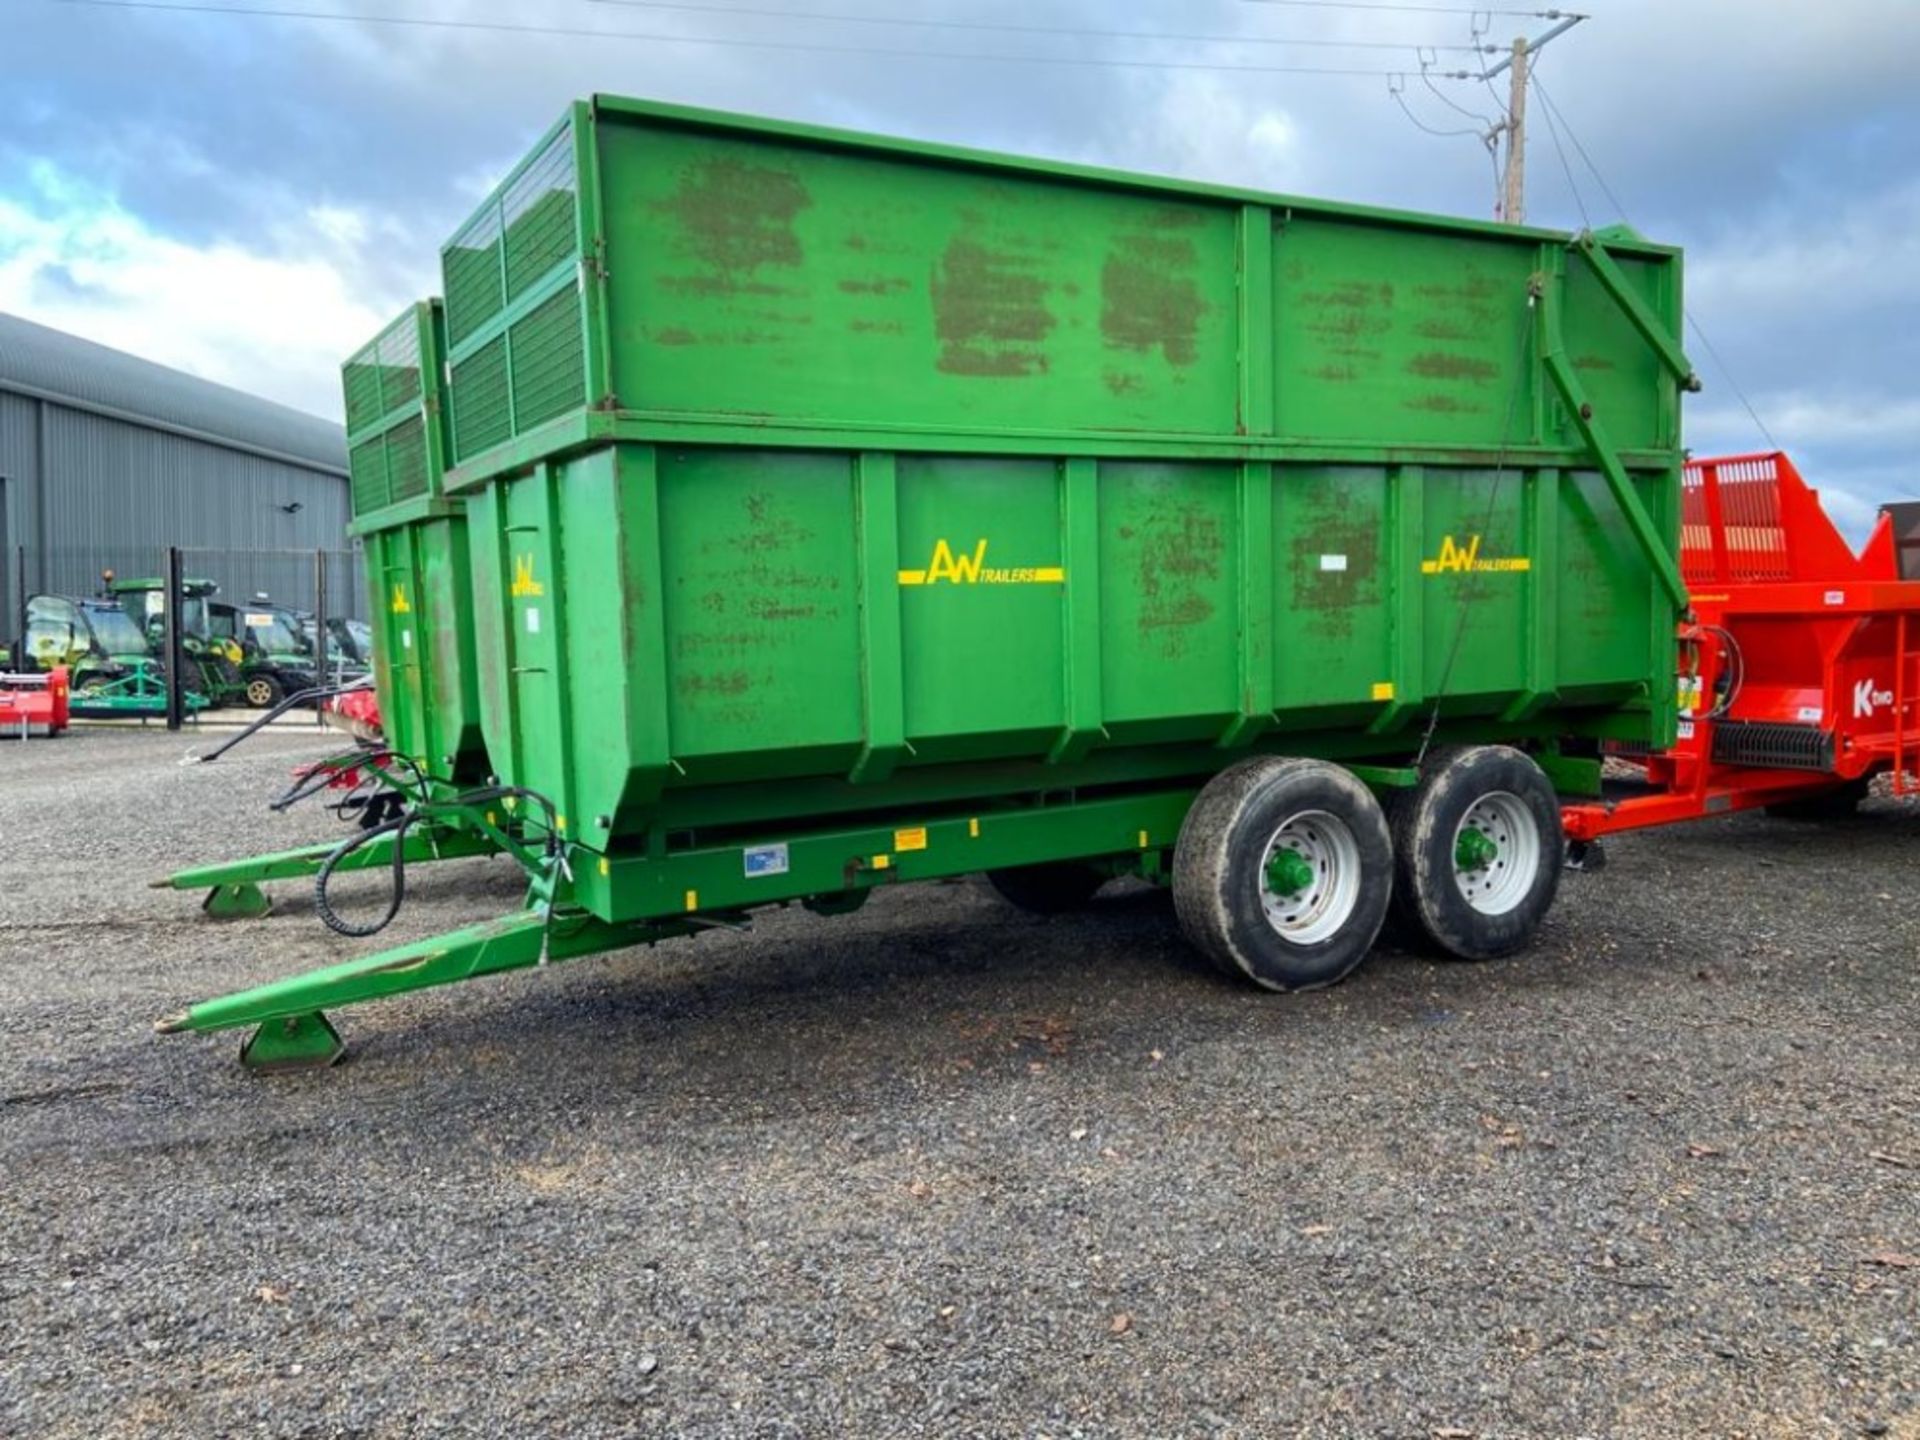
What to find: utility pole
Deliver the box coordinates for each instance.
[1478,12,1584,225]
[1501,36,1528,225]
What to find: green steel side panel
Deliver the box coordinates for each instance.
[654,447,862,764]
[897,456,1066,758]
[343,300,485,782]
[1271,220,1538,448]
[1096,462,1239,740]
[600,121,1241,437]
[466,440,1666,847]
[1559,250,1676,453]
[363,517,483,778]
[1273,465,1394,712]
[434,95,1683,485]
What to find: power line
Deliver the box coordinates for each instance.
[50,0,1446,76]
[1239,0,1571,14]
[1529,63,1591,230]
[1530,71,1779,450]
[587,0,1486,54]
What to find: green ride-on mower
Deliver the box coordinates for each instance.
[108,576,253,708]
[20,592,208,717]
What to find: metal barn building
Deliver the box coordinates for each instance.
[0,311,352,636]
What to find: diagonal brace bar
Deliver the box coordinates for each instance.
[1571,232,1700,391]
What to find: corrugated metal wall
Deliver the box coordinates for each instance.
[1,395,360,639]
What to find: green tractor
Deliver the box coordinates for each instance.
[19,592,208,717]
[206,597,321,708]
[107,576,251,707]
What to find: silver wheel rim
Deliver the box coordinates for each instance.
[1258,809,1362,946]
[1452,790,1541,916]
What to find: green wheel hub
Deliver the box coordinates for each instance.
[1455,826,1500,872]
[1265,846,1316,897]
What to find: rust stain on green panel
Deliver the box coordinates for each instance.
[1100,230,1205,367]
[1135,503,1223,649]
[654,156,812,296]
[931,238,1057,378]
[1407,352,1499,384]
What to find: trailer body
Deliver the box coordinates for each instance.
[343,300,486,781]
[437,96,1687,924]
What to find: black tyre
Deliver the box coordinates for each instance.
[984,861,1110,915]
[1388,745,1562,962]
[245,674,284,709]
[1172,756,1392,991]
[1765,777,1870,821]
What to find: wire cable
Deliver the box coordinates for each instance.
[1530,62,1592,231]
[1239,0,1572,14]
[50,0,1433,76]
[1531,71,1780,450]
[1389,75,1481,138]
[587,0,1486,53]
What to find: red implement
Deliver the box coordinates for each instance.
[1563,452,1920,846]
[0,666,71,738]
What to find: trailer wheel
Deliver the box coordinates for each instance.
[1173,757,1391,991]
[1388,746,1562,961]
[984,861,1110,915]
[1765,777,1871,821]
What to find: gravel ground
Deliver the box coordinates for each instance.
[1,728,1914,1439]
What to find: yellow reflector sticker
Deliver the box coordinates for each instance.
[1138,830,1149,848]
[556,815,567,832]
[873,854,891,870]
[1371,681,1396,701]
[684,889,698,912]
[598,858,609,878]
[968,818,980,838]
[894,826,927,852]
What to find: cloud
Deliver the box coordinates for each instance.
[0,162,429,421]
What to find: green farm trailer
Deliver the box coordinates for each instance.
[158,95,1693,1069]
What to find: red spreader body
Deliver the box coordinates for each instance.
[1564,451,1919,848]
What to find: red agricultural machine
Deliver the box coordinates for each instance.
[0,666,70,739]
[1563,451,1920,859]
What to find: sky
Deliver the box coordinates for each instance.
[5,0,1918,538]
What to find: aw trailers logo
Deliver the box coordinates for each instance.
[897,538,1064,587]
[1854,678,1895,719]
[1420,534,1531,576]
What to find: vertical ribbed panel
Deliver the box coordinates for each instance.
[507,288,585,433]
[451,337,512,462]
[386,415,429,502]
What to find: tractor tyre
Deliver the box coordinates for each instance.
[245,675,284,709]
